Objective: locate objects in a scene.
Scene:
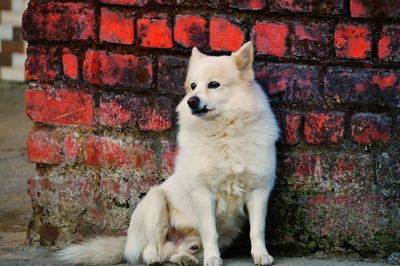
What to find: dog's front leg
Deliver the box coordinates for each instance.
[246,186,274,266]
[192,188,222,266]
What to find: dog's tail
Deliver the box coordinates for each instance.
[56,236,127,265]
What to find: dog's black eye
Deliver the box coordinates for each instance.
[208,81,220,89]
[190,245,199,251]
[190,83,197,90]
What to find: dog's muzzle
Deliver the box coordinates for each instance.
[187,96,209,115]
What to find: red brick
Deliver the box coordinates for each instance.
[25,86,94,126]
[174,15,208,49]
[100,0,149,6]
[324,68,400,108]
[334,24,372,59]
[64,134,80,163]
[100,8,134,45]
[278,153,323,190]
[28,129,62,164]
[332,154,373,187]
[83,50,153,89]
[84,135,156,171]
[158,56,188,97]
[139,96,173,132]
[276,110,303,145]
[269,0,345,14]
[351,113,391,145]
[291,23,332,59]
[350,0,400,18]
[22,1,95,41]
[378,25,400,62]
[304,194,390,246]
[252,21,289,57]
[62,48,78,79]
[99,93,142,128]
[304,112,345,144]
[160,141,178,176]
[25,46,61,81]
[137,14,173,48]
[255,63,320,103]
[278,152,374,193]
[228,0,266,10]
[210,17,245,52]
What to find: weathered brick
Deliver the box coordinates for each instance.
[99,93,142,128]
[62,48,78,79]
[334,24,372,59]
[210,17,245,51]
[325,68,400,108]
[278,152,374,193]
[84,135,156,172]
[137,14,173,48]
[22,1,95,41]
[276,110,302,145]
[25,46,61,81]
[277,153,323,190]
[375,153,400,198]
[269,0,345,14]
[351,113,391,145]
[252,21,289,57]
[378,25,400,62]
[331,153,374,192]
[157,56,188,97]
[174,15,208,49]
[304,112,345,144]
[255,63,320,103]
[228,0,266,10]
[83,50,153,89]
[100,8,134,45]
[25,86,94,126]
[139,97,173,132]
[100,0,149,6]
[291,23,332,59]
[305,194,391,250]
[395,116,400,141]
[64,134,80,163]
[160,140,178,177]
[28,129,62,164]
[350,0,400,18]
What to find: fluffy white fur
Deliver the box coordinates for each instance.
[57,42,279,266]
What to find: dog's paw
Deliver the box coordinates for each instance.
[204,256,223,266]
[252,252,273,266]
[180,254,198,266]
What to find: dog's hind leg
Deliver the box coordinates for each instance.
[124,186,170,264]
[143,243,163,265]
[246,186,274,266]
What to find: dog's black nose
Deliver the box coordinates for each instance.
[187,96,200,109]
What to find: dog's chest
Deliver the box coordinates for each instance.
[215,174,248,215]
[212,138,255,215]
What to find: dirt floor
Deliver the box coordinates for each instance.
[0,81,34,252]
[0,81,397,265]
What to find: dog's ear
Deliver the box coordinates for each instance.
[190,47,206,62]
[232,42,254,79]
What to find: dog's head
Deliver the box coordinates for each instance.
[181,42,255,119]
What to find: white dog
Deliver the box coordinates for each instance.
[57,42,279,266]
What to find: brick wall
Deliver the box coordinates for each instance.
[22,0,399,258]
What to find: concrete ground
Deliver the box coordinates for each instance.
[0,81,396,265]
